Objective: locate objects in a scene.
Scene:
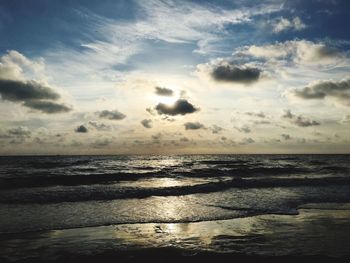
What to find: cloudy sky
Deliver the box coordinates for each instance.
[0,0,349,154]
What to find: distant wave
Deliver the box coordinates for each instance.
[2,176,350,204]
[2,164,349,190]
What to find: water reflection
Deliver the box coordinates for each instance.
[1,206,350,261]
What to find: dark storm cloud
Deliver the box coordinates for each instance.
[155,99,199,116]
[75,125,88,133]
[282,110,320,127]
[155,86,173,96]
[293,78,350,106]
[141,119,152,128]
[211,63,261,83]
[23,100,72,113]
[97,110,126,120]
[184,122,205,130]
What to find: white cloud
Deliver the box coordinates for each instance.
[272,17,306,33]
[242,40,342,65]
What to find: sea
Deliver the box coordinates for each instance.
[1,154,350,262]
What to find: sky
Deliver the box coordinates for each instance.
[0,0,350,154]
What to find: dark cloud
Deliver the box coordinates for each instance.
[0,79,72,113]
[88,121,111,131]
[91,139,112,148]
[0,126,31,144]
[246,111,265,118]
[281,134,291,140]
[294,117,320,127]
[210,124,223,134]
[235,125,251,133]
[75,125,88,133]
[282,110,320,127]
[253,120,271,125]
[155,99,199,116]
[7,126,31,138]
[98,110,126,120]
[152,133,162,140]
[0,79,60,101]
[293,78,350,106]
[184,122,205,130]
[282,109,294,119]
[141,119,152,128]
[241,137,255,144]
[155,86,173,96]
[23,100,71,114]
[211,62,261,83]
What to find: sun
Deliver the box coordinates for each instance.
[156,96,178,105]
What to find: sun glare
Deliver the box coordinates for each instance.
[156,95,178,105]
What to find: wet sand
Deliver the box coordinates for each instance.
[1,203,350,262]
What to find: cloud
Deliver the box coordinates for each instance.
[272,17,306,33]
[245,111,266,118]
[293,78,350,106]
[0,126,31,144]
[155,86,173,96]
[282,110,320,127]
[88,121,111,131]
[97,110,126,120]
[210,124,223,134]
[235,125,251,133]
[281,134,291,140]
[91,138,112,148]
[242,40,340,65]
[0,51,72,114]
[155,99,199,116]
[0,79,59,101]
[341,115,350,124]
[184,122,205,130]
[152,132,162,140]
[253,120,271,125]
[141,119,152,128]
[75,125,88,133]
[7,126,31,138]
[23,100,72,113]
[210,61,261,83]
[241,137,255,144]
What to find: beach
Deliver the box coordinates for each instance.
[1,155,350,262]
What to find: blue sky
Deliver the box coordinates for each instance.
[0,0,349,154]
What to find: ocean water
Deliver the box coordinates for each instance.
[0,155,350,261]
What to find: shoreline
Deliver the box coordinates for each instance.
[1,204,350,262]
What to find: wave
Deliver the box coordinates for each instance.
[0,171,166,189]
[1,162,349,189]
[2,176,350,204]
